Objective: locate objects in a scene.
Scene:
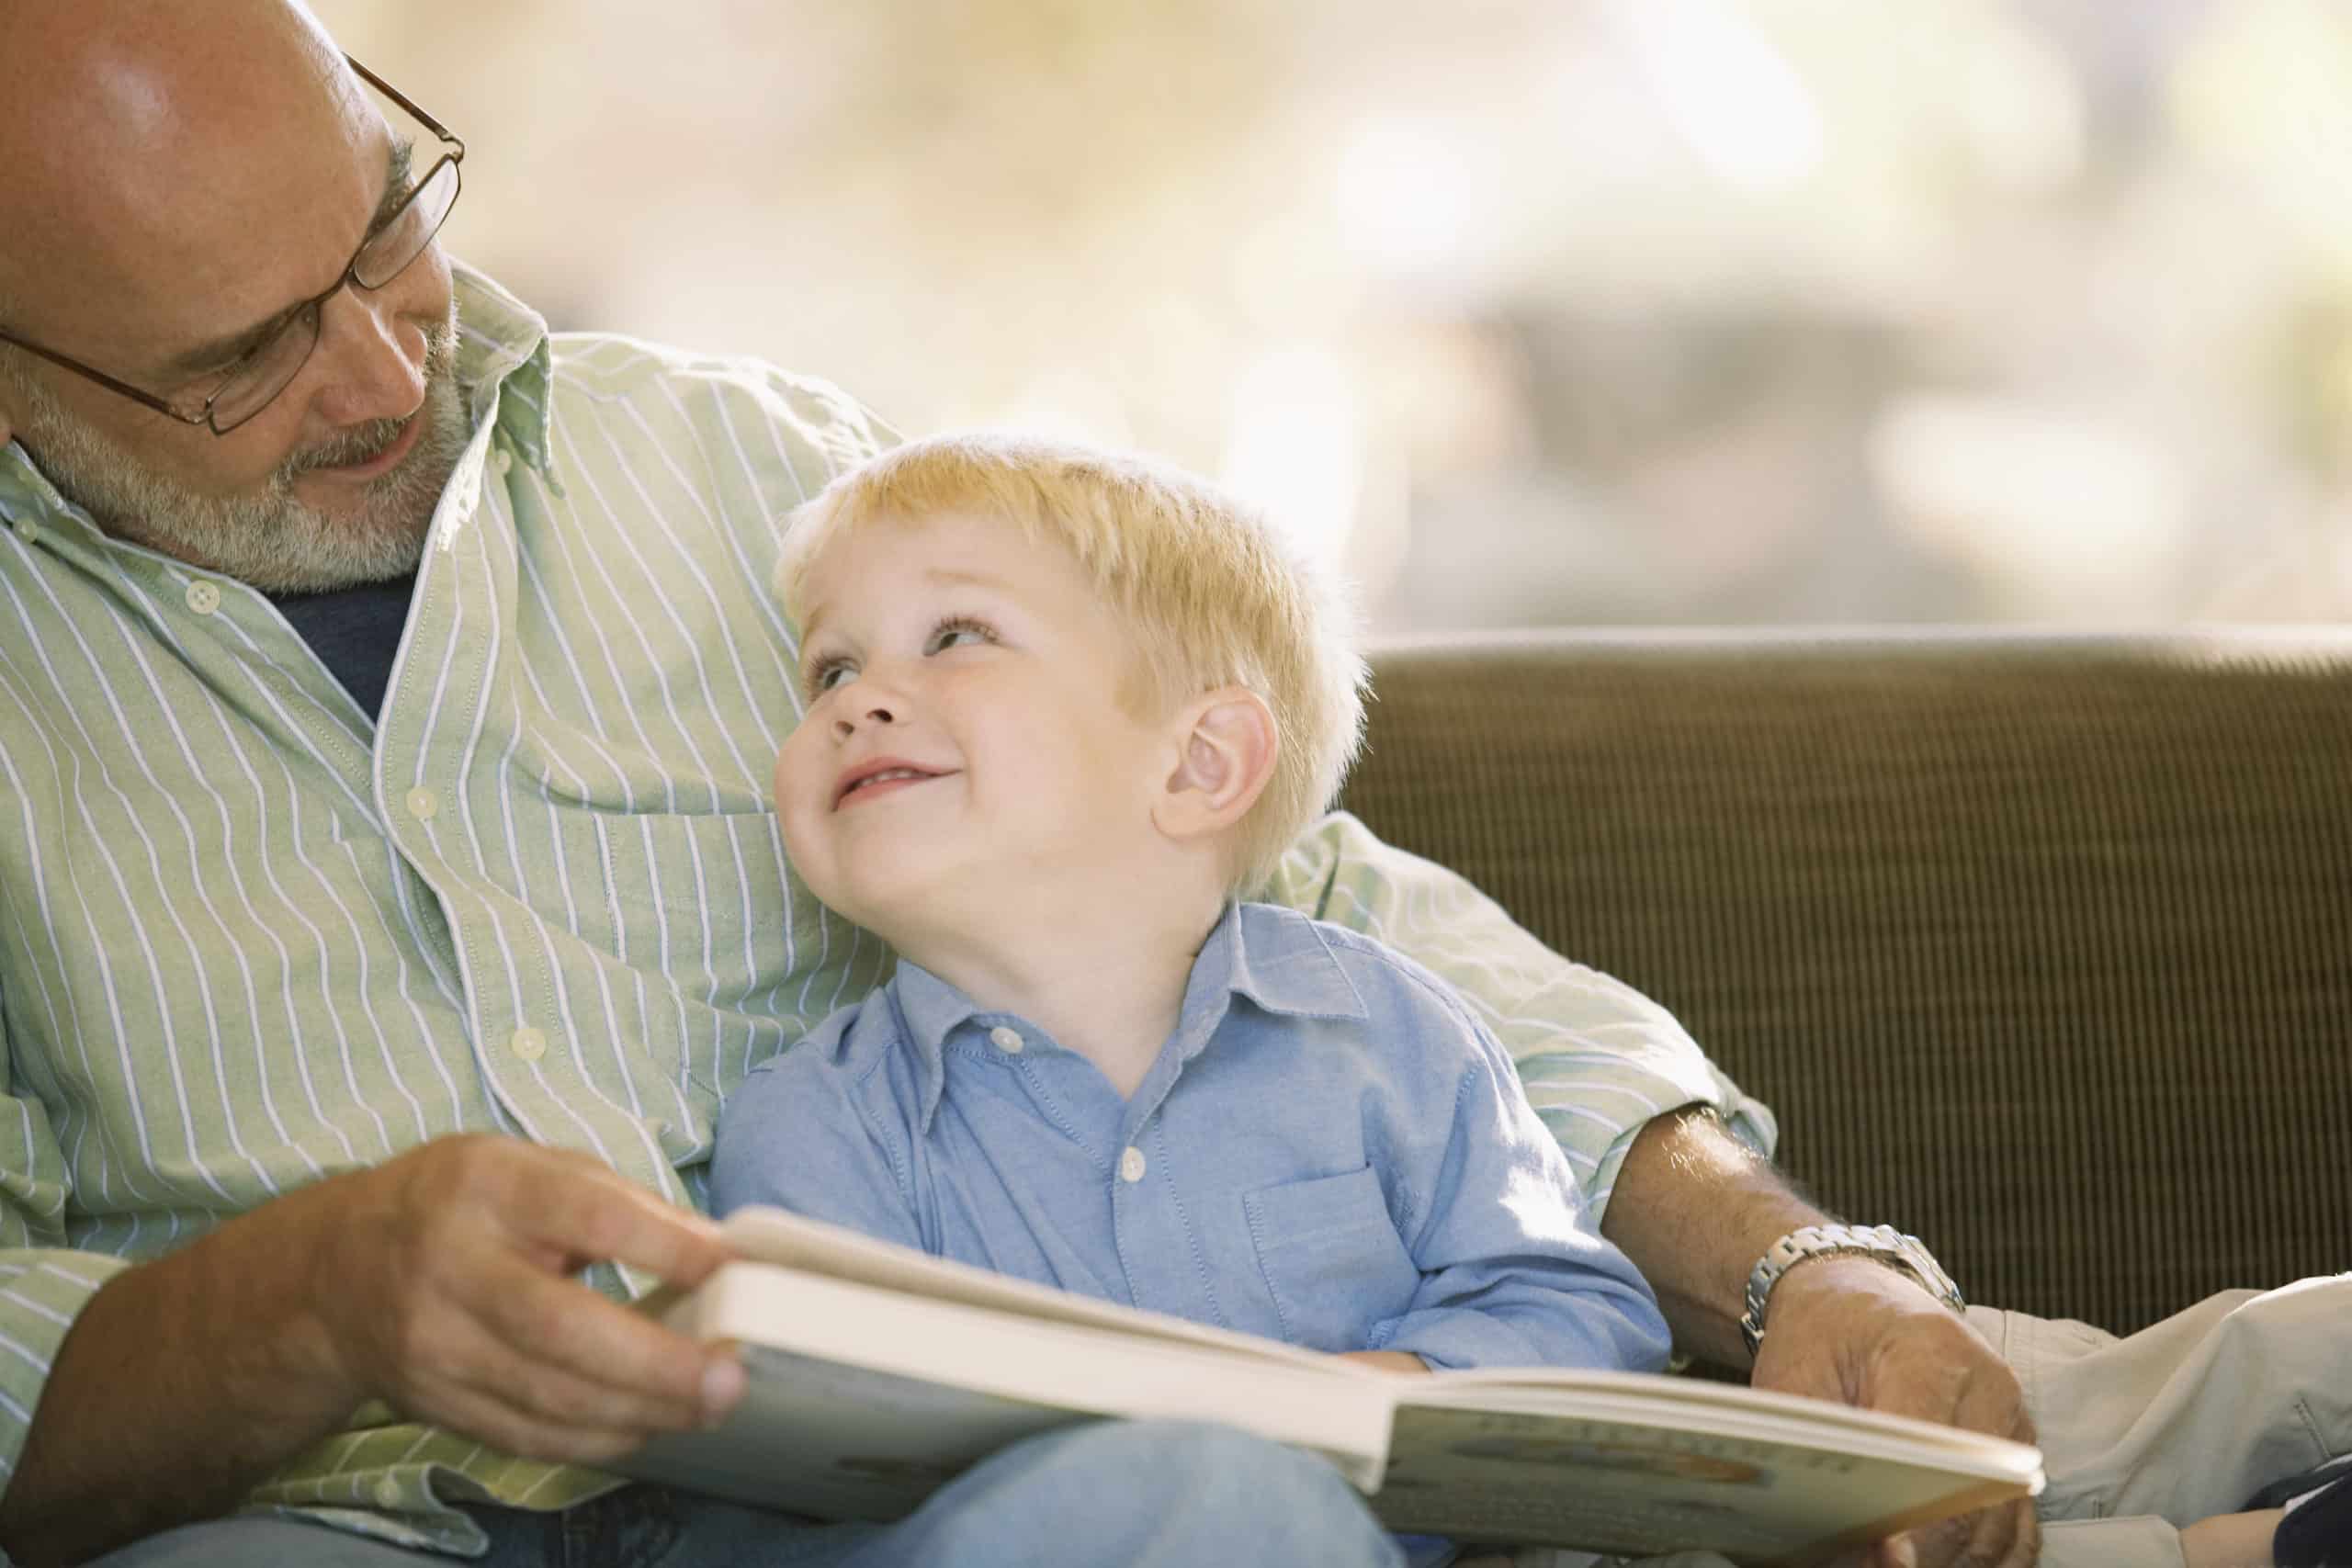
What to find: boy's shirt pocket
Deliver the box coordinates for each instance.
[1241,1164,1420,1352]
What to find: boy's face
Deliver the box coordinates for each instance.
[775,511,1173,941]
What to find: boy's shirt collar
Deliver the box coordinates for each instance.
[882,902,1372,1134]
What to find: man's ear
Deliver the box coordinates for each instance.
[1152,685,1279,844]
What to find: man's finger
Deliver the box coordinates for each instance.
[423,1378,678,1467]
[493,1157,734,1289]
[463,1261,732,1427]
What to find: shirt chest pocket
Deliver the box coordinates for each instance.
[544,807,799,996]
[1242,1165,1421,1353]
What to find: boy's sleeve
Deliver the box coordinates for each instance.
[1363,981,1673,1373]
[708,1044,926,1253]
[1258,811,1779,1222]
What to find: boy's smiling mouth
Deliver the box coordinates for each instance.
[833,758,955,808]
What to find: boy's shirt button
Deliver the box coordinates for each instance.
[1118,1146,1147,1183]
[988,1025,1023,1054]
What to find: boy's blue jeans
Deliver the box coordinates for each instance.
[86,1419,1411,1568]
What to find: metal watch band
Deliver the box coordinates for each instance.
[1737,1222,1965,1359]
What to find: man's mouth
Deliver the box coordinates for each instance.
[297,412,422,483]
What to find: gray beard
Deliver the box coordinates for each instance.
[15,315,469,594]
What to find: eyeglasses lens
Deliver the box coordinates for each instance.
[205,156,461,434]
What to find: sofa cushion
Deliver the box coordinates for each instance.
[1340,630,2352,1334]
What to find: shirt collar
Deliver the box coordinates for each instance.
[882,902,1371,1134]
[0,440,74,531]
[0,260,557,532]
[448,264,558,484]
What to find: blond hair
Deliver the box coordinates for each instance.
[776,433,1367,893]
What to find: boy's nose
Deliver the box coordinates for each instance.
[831,699,898,740]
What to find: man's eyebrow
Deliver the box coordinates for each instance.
[159,137,417,379]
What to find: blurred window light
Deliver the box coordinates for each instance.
[1599,0,1824,194]
[981,369,1136,449]
[1220,344,1364,570]
[2172,0,2352,252]
[1951,19,2086,195]
[1871,395,2188,613]
[1333,118,1498,282]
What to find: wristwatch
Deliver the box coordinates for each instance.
[1739,1223,1965,1359]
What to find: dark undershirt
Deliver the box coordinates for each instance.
[268,572,418,724]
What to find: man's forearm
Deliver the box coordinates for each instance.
[0,1182,359,1565]
[1598,1105,1830,1367]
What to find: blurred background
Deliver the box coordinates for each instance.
[316,0,2352,632]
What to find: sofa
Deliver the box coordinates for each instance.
[1335,628,2352,1339]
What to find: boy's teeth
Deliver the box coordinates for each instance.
[854,768,924,792]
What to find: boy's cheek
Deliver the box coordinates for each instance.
[774,724,820,810]
[772,743,825,862]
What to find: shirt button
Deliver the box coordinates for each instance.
[1118,1145,1147,1183]
[371,1475,403,1510]
[509,1026,548,1063]
[185,580,220,615]
[988,1025,1023,1054]
[403,786,439,821]
[493,446,514,477]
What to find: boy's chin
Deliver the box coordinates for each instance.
[820,879,939,948]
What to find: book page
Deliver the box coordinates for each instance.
[1413,1366,2041,1464]
[637,1258,1398,1496]
[1375,1403,2029,1566]
[716,1204,1351,1377]
[624,1345,1100,1521]
[1404,1369,2044,1477]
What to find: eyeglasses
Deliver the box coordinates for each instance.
[0,57,463,436]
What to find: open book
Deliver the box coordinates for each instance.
[618,1206,2043,1566]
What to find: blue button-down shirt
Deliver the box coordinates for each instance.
[712,903,1671,1373]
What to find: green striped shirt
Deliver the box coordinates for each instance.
[0,266,1773,1551]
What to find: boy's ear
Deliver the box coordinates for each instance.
[1152,685,1279,845]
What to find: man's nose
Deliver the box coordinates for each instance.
[306,285,428,429]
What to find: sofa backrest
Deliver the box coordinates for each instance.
[1338,629,2352,1335]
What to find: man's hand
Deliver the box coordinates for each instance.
[1749,1257,2038,1568]
[304,1134,746,1463]
[2,1134,743,1565]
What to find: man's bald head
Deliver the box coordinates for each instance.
[0,0,469,592]
[0,0,365,367]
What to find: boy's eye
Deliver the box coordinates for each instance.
[806,658,854,696]
[924,616,995,656]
